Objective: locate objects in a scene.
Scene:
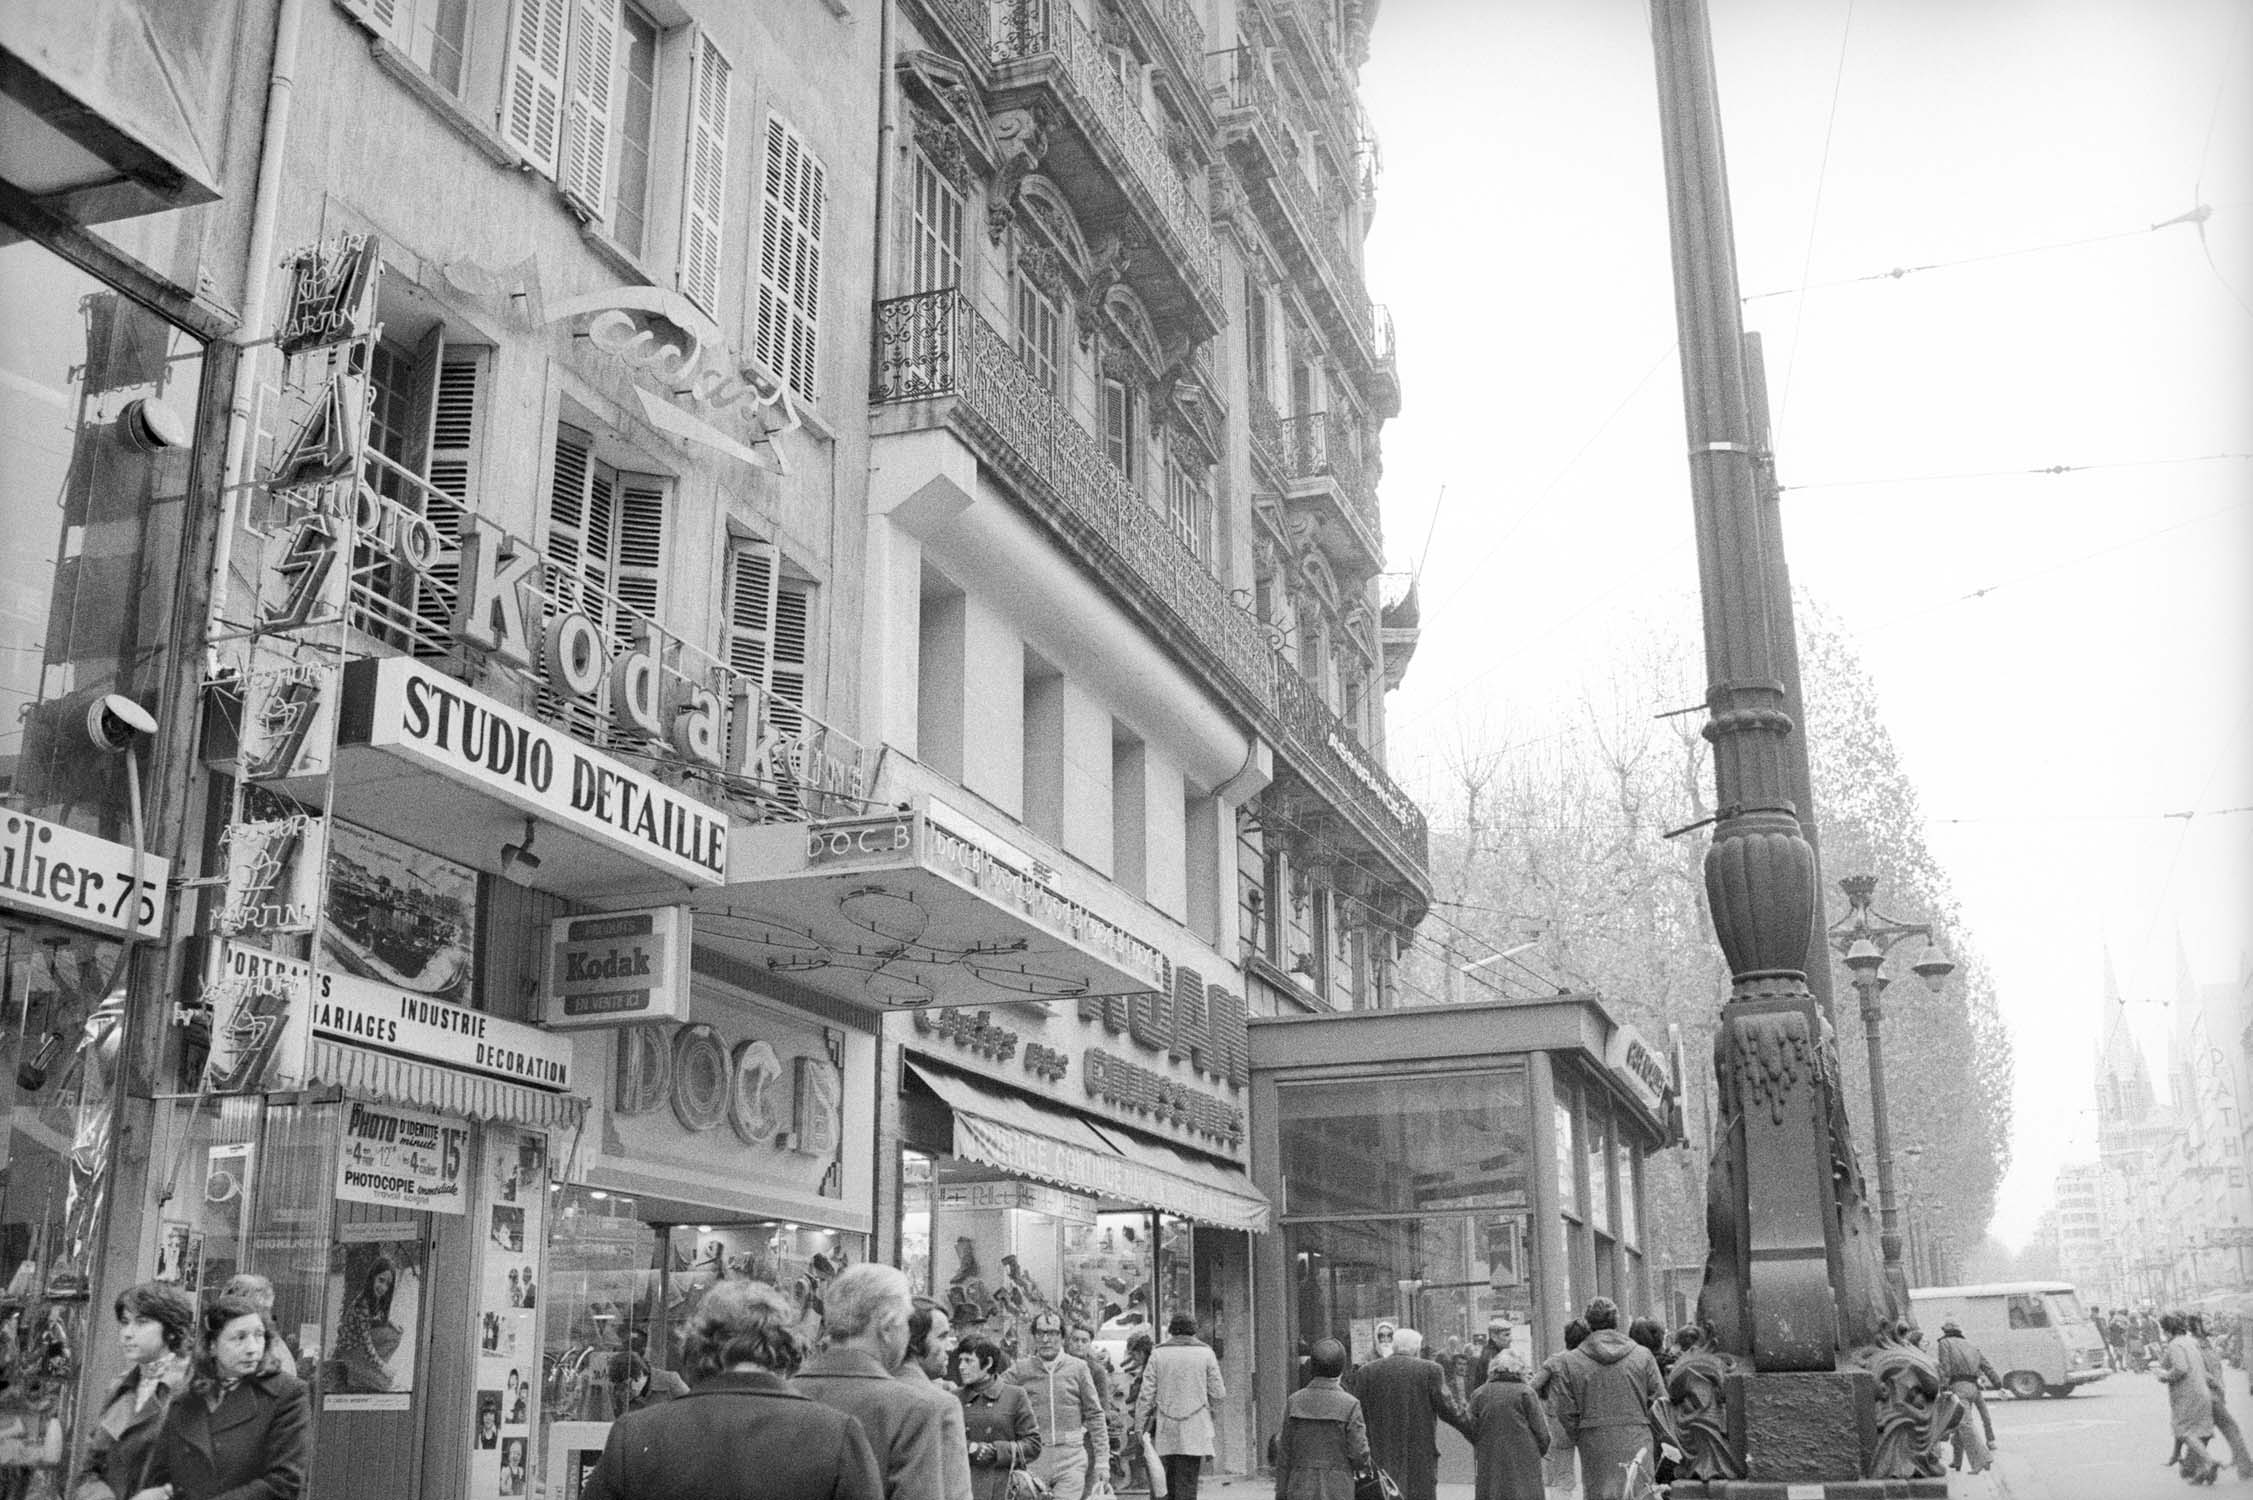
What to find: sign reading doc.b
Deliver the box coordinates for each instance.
[544,906,690,1029]
[336,656,727,886]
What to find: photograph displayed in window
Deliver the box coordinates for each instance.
[1277,1066,1528,1218]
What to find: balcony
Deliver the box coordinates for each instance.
[873,288,1272,707]
[1209,47,1376,365]
[1268,651,1430,893]
[1368,302,1400,417]
[1120,0,1207,109]
[872,289,1430,902]
[990,0,1224,335]
[1277,410,1382,573]
[1246,382,1286,487]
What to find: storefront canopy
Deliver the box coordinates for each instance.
[908,1062,1269,1233]
[308,1038,587,1132]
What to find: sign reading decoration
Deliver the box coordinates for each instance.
[336,656,727,885]
[335,1100,468,1214]
[313,969,574,1094]
[544,906,691,1029]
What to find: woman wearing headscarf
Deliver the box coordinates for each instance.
[135,1293,311,1500]
[1273,1338,1369,1500]
[1530,1320,1586,1500]
[75,1282,196,1500]
[1466,1351,1549,1500]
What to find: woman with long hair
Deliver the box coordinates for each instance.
[134,1293,310,1500]
[73,1282,195,1500]
[329,1255,401,1393]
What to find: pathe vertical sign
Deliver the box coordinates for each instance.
[544,906,690,1028]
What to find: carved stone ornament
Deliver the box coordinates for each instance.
[909,104,974,195]
[1726,1008,1818,1128]
[1016,243,1068,303]
[897,51,996,183]
[1663,1344,1747,1482]
[1857,1334,1954,1480]
[986,107,1051,243]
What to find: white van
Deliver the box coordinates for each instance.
[1908,1281,2111,1399]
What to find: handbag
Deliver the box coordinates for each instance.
[1353,1466,1403,1500]
[1141,1433,1168,1499]
[1005,1448,1052,1500]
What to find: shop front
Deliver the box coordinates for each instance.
[1248,996,1680,1432]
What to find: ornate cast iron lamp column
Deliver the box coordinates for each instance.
[1648,1,1938,1491]
[1828,875,1955,1311]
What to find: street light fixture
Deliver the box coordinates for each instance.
[1827,874,1955,1311]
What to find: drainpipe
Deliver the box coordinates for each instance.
[205,0,311,668]
[872,0,895,302]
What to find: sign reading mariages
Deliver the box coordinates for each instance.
[544,906,691,1029]
[336,656,726,885]
[313,968,574,1094]
[0,808,170,942]
[335,1099,469,1214]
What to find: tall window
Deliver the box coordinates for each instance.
[721,536,811,740]
[359,331,484,652]
[544,424,669,741]
[1167,451,1212,568]
[1102,379,1137,482]
[1244,277,1270,401]
[908,152,962,293]
[1014,272,1061,395]
[678,34,732,314]
[610,4,660,255]
[756,115,827,401]
[339,0,470,96]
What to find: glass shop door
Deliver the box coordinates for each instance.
[308,1200,433,1500]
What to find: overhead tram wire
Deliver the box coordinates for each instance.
[1781,452,2252,495]
[2192,11,2253,319]
[1775,0,1857,434]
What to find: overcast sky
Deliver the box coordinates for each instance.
[1361,0,2253,1247]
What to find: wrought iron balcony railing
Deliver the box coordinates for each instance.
[1270,648,1429,871]
[992,0,1222,302]
[872,289,1429,884]
[1134,0,1206,91]
[1277,410,1379,548]
[1209,45,1280,120]
[873,289,1272,704]
[1245,382,1285,483]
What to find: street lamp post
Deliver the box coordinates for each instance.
[1828,874,1954,1311]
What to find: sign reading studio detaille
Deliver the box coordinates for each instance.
[544,906,691,1029]
[336,657,726,886]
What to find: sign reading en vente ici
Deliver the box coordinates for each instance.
[337,657,726,886]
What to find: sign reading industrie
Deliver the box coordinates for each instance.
[313,968,575,1093]
[0,809,170,941]
[544,906,691,1029]
[337,656,726,885]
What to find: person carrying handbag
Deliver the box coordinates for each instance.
[1135,1315,1226,1500]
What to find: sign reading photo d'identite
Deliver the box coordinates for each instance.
[544,906,690,1029]
[336,1100,468,1214]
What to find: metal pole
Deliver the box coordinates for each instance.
[1855,968,1908,1306]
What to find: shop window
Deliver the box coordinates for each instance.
[909,149,963,293]
[1616,1138,1639,1248]
[1284,1214,1533,1373]
[755,114,827,401]
[541,423,669,744]
[1276,1066,1530,1218]
[0,247,205,838]
[1586,1106,1612,1237]
[1556,1096,1579,1221]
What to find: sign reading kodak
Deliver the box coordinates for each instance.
[544,906,691,1029]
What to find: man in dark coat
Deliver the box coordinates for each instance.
[1344,1327,1471,1500]
[798,1264,953,1500]
[1551,1298,1665,1500]
[584,1280,881,1500]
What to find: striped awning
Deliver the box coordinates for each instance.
[308,1039,587,1131]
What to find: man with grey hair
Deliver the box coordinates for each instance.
[798,1263,952,1500]
[1347,1325,1471,1500]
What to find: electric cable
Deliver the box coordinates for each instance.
[1775,0,1858,434]
[1782,452,2251,494]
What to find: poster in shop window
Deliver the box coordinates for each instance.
[471,1130,546,1500]
[335,1100,469,1215]
[322,1230,426,1411]
[322,820,477,1002]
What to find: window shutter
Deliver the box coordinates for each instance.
[500,0,571,176]
[678,34,731,315]
[613,476,666,631]
[755,115,825,401]
[769,582,809,737]
[561,0,622,217]
[721,536,779,690]
[412,346,484,653]
[335,0,403,43]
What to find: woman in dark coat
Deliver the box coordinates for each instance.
[1467,1352,1549,1500]
[581,1280,879,1500]
[75,1282,196,1500]
[136,1293,311,1500]
[1274,1338,1370,1500]
[955,1332,1040,1500]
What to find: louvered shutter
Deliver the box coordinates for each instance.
[678,34,731,314]
[613,476,666,634]
[769,583,809,737]
[542,426,606,740]
[561,0,622,218]
[335,0,403,43]
[412,347,484,654]
[500,0,570,175]
[721,537,779,694]
[756,116,825,400]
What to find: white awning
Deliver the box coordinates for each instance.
[908,1063,1269,1233]
[308,1038,587,1132]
